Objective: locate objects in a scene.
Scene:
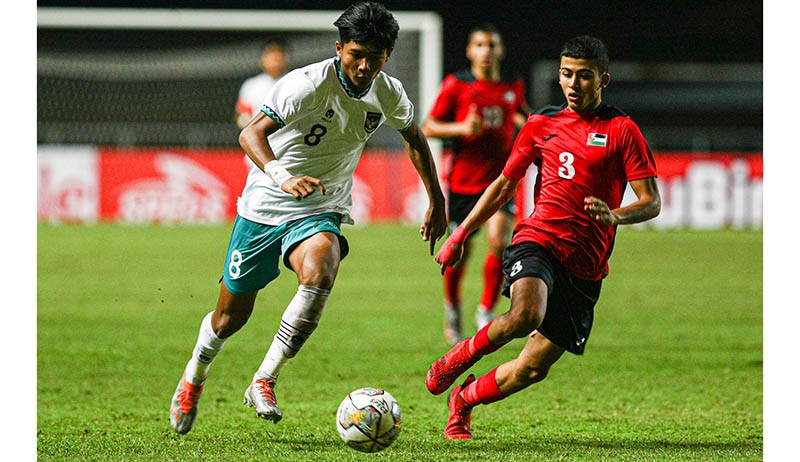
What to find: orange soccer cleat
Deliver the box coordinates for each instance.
[169,373,205,435]
[244,377,283,423]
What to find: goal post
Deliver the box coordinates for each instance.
[37,7,443,154]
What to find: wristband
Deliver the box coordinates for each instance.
[264,160,292,187]
[449,225,469,244]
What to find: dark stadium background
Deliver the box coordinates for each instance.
[36,0,762,74]
[36,1,763,152]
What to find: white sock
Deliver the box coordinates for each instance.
[254,285,330,381]
[185,311,226,384]
[444,301,462,323]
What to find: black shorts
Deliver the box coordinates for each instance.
[448,191,517,234]
[501,242,602,355]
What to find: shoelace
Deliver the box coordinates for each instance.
[177,380,203,414]
[254,379,277,405]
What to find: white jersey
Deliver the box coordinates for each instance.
[236,73,280,118]
[237,57,414,226]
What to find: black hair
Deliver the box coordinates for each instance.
[262,37,288,53]
[560,35,609,74]
[468,23,502,41]
[333,1,400,52]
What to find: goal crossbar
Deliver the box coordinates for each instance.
[37,7,443,122]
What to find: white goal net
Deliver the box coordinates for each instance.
[37,7,442,150]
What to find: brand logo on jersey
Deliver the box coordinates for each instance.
[364,112,382,133]
[505,91,516,103]
[323,108,335,122]
[510,260,523,277]
[542,133,558,141]
[587,133,607,147]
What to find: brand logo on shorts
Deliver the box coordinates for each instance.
[510,260,523,277]
[364,112,382,133]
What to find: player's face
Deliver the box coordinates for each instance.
[466,31,504,71]
[261,47,289,79]
[559,57,610,112]
[336,41,391,92]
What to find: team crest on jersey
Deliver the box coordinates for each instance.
[364,112,382,133]
[587,133,608,147]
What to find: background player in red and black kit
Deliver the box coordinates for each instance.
[423,24,529,345]
[427,35,662,440]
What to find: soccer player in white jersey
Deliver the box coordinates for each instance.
[169,1,447,435]
[234,38,290,129]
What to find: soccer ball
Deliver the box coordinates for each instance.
[336,387,402,453]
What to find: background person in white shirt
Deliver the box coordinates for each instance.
[234,38,290,129]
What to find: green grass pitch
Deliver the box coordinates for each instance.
[37,223,762,461]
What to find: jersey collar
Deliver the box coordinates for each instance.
[563,102,610,119]
[334,57,372,99]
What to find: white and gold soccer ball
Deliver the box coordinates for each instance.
[335,387,402,453]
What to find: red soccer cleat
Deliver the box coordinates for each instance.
[426,339,479,395]
[444,374,476,440]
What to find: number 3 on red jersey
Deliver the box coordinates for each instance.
[558,152,576,179]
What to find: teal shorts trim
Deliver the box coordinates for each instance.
[220,213,349,296]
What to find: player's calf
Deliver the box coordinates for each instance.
[426,322,502,395]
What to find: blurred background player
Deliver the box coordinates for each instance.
[422,24,529,345]
[234,38,290,129]
[169,1,447,435]
[428,35,661,440]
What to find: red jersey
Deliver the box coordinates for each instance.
[502,104,658,280]
[428,70,527,194]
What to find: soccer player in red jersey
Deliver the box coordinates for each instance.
[427,35,662,440]
[422,24,529,345]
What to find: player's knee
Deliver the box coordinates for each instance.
[297,263,338,289]
[294,237,340,289]
[503,308,544,338]
[485,234,506,255]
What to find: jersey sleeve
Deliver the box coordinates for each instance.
[618,118,658,181]
[236,99,253,117]
[383,78,415,132]
[427,75,459,121]
[502,118,540,181]
[261,69,315,129]
[235,78,255,115]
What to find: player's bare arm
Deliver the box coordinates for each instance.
[400,123,447,254]
[435,174,518,272]
[460,174,518,234]
[239,112,326,200]
[239,111,279,169]
[584,176,661,226]
[422,103,482,139]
